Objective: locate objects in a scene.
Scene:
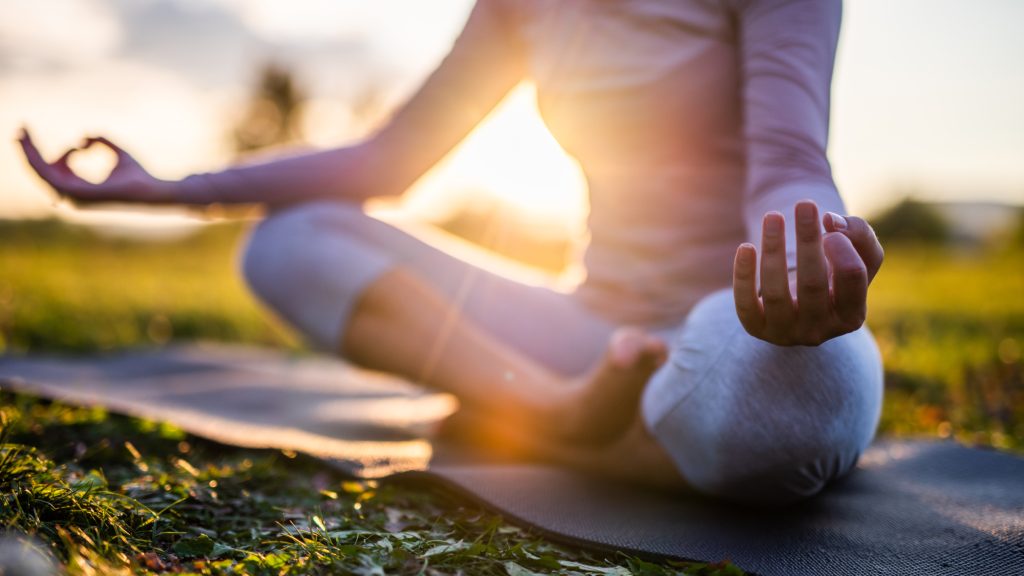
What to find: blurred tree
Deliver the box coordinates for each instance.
[233,64,305,154]
[871,197,951,245]
[1013,206,1024,247]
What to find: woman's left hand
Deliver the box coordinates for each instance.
[17,128,173,205]
[732,200,884,346]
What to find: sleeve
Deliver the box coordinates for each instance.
[734,0,846,269]
[177,0,526,206]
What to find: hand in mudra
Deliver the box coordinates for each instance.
[733,200,884,346]
[17,128,172,205]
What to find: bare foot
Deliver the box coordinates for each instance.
[550,328,668,446]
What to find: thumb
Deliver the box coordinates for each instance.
[81,136,130,160]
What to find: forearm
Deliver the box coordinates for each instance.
[169,139,393,207]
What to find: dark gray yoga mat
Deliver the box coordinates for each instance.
[1,345,1022,576]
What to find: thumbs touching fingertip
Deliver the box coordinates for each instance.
[825,212,847,232]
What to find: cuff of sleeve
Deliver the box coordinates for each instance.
[745,181,846,270]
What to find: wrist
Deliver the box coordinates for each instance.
[149,178,181,204]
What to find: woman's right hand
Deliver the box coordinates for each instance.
[17,127,175,205]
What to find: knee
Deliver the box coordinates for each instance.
[240,201,361,304]
[241,205,307,304]
[239,201,396,351]
[643,289,884,507]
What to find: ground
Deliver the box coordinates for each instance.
[0,218,1021,574]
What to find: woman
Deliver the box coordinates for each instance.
[19,0,884,505]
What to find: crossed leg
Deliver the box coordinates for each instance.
[241,201,885,503]
[242,201,666,445]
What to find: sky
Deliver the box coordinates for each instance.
[1,0,1022,231]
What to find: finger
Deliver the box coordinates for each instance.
[55,148,76,164]
[795,201,830,335]
[52,148,81,174]
[18,132,60,183]
[825,212,884,282]
[18,128,43,163]
[46,148,82,185]
[18,135,93,197]
[17,129,73,172]
[82,135,128,158]
[733,243,764,336]
[824,232,868,329]
[760,211,795,341]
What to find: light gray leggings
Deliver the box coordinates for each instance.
[241,201,884,506]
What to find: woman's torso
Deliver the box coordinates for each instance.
[512,0,750,327]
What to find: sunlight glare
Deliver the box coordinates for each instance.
[402,84,588,234]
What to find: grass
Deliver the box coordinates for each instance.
[0,219,291,353]
[0,392,743,575]
[867,245,1024,450]
[0,216,1022,574]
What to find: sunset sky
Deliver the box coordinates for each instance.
[1,0,1022,230]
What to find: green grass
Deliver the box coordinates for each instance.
[0,393,743,575]
[0,219,293,353]
[867,245,1024,450]
[1,217,1021,574]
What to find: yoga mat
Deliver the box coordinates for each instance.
[2,345,1022,576]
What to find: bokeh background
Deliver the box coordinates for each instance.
[1,0,1022,450]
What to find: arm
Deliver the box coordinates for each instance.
[730,0,884,345]
[19,0,526,207]
[738,0,844,261]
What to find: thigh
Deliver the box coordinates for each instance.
[248,201,614,375]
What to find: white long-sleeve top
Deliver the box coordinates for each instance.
[181,0,846,326]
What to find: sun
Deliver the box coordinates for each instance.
[399,84,588,232]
